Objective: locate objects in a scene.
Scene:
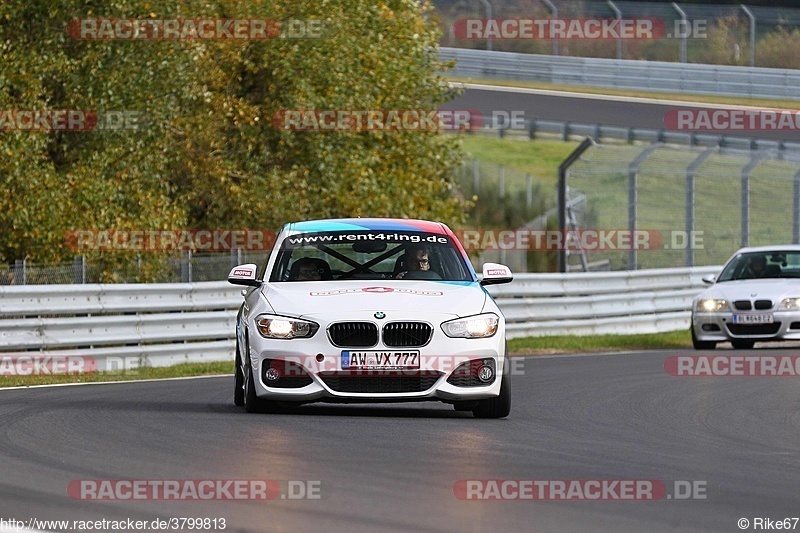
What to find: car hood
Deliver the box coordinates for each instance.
[261,281,487,318]
[697,279,800,303]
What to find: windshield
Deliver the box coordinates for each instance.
[717,251,800,282]
[268,230,473,282]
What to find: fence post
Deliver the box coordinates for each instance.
[13,259,25,285]
[686,146,716,267]
[526,174,533,211]
[73,255,85,284]
[672,3,688,63]
[181,250,192,283]
[741,5,756,67]
[607,0,623,59]
[627,143,661,270]
[741,155,764,248]
[794,169,800,244]
[558,137,595,272]
[540,0,559,56]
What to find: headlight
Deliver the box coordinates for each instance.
[255,315,318,339]
[441,313,499,338]
[778,298,800,311]
[695,299,728,313]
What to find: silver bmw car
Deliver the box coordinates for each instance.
[692,246,800,349]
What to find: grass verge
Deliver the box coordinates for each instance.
[0,332,693,389]
[0,360,232,389]
[448,76,800,110]
[508,330,692,356]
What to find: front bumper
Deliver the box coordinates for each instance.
[246,317,506,403]
[692,310,800,342]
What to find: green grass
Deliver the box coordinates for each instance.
[459,135,578,187]
[457,133,800,270]
[0,360,232,388]
[508,330,692,355]
[448,76,800,111]
[0,334,688,389]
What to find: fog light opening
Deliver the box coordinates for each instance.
[477,365,494,383]
[264,367,282,382]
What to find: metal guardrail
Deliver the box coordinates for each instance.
[441,47,800,101]
[481,118,800,156]
[488,266,719,337]
[0,266,720,374]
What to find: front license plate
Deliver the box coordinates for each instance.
[341,351,420,370]
[732,313,774,324]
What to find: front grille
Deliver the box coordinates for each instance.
[791,322,800,330]
[734,300,752,311]
[447,359,497,387]
[319,371,441,393]
[726,323,781,336]
[754,300,773,310]
[382,322,433,347]
[328,322,378,347]
[261,359,313,388]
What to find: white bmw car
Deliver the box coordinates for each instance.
[692,245,800,349]
[228,218,514,418]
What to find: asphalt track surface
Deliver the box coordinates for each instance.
[446,85,800,142]
[1,349,799,532]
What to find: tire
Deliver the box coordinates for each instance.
[244,358,281,414]
[244,359,266,413]
[731,339,755,349]
[691,326,716,350]
[472,367,511,419]
[234,342,245,406]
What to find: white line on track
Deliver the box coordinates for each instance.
[0,373,233,392]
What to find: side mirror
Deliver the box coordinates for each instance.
[701,274,716,285]
[480,263,513,286]
[228,264,261,287]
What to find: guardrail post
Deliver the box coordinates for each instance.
[528,120,536,140]
[686,146,716,266]
[627,143,661,270]
[558,137,595,272]
[13,259,25,285]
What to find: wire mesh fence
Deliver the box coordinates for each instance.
[563,142,800,271]
[0,251,270,286]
